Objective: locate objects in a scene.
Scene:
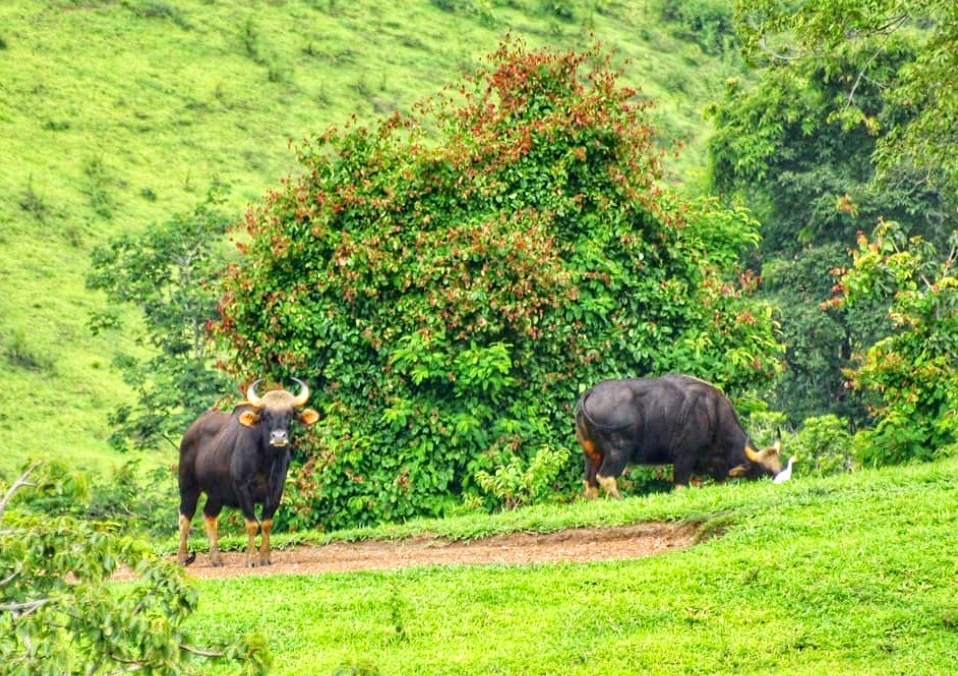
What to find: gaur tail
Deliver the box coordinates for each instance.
[575,398,603,469]
[184,551,197,567]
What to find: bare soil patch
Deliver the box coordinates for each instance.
[168,522,698,580]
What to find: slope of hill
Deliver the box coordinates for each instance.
[0,0,743,477]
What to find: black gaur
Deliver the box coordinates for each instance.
[177,379,319,566]
[576,374,782,498]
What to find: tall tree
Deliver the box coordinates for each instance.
[709,2,958,424]
[736,0,958,194]
[216,40,782,527]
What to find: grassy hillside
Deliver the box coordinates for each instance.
[0,0,743,478]
[182,460,958,674]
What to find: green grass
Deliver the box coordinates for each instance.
[0,0,743,479]
[178,460,958,674]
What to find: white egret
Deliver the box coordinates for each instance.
[773,456,797,484]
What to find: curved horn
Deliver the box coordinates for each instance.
[744,445,762,463]
[291,377,310,408]
[246,379,265,408]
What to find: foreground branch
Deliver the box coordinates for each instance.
[0,461,42,518]
[0,598,52,616]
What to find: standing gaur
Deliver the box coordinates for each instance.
[576,374,782,498]
[177,378,319,567]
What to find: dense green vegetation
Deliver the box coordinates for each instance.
[182,459,958,674]
[0,0,742,480]
[216,38,780,526]
[711,0,958,450]
[0,462,268,674]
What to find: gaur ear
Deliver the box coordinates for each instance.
[728,464,749,478]
[239,410,260,428]
[298,408,320,426]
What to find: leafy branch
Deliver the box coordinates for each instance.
[0,462,271,674]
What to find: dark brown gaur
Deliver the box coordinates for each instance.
[576,374,782,498]
[177,378,319,567]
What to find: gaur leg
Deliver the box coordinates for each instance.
[235,480,263,567]
[672,448,698,488]
[596,444,630,499]
[596,474,621,499]
[202,502,224,567]
[581,445,600,499]
[243,518,260,567]
[577,431,602,499]
[258,519,273,565]
[177,489,200,566]
[670,423,708,488]
[257,453,290,565]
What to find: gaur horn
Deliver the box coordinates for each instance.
[744,445,762,463]
[291,378,310,408]
[246,379,265,408]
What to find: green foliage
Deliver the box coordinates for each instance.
[836,221,958,465]
[86,187,234,452]
[474,445,570,510]
[656,0,738,55]
[18,459,178,539]
[746,409,788,449]
[707,41,944,252]
[0,0,746,478]
[791,414,854,476]
[0,462,268,674]
[85,460,180,537]
[706,15,953,425]
[216,39,781,529]
[736,0,958,193]
[759,244,885,425]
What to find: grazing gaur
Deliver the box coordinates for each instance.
[575,374,782,498]
[177,378,319,567]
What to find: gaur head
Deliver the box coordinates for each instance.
[729,440,783,480]
[239,378,320,447]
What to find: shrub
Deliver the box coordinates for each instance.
[836,221,958,465]
[746,410,790,449]
[791,414,854,476]
[85,460,179,537]
[474,445,570,510]
[216,39,781,529]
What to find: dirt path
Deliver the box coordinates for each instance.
[172,522,699,579]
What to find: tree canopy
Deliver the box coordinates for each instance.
[700,0,958,463]
[736,0,958,194]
